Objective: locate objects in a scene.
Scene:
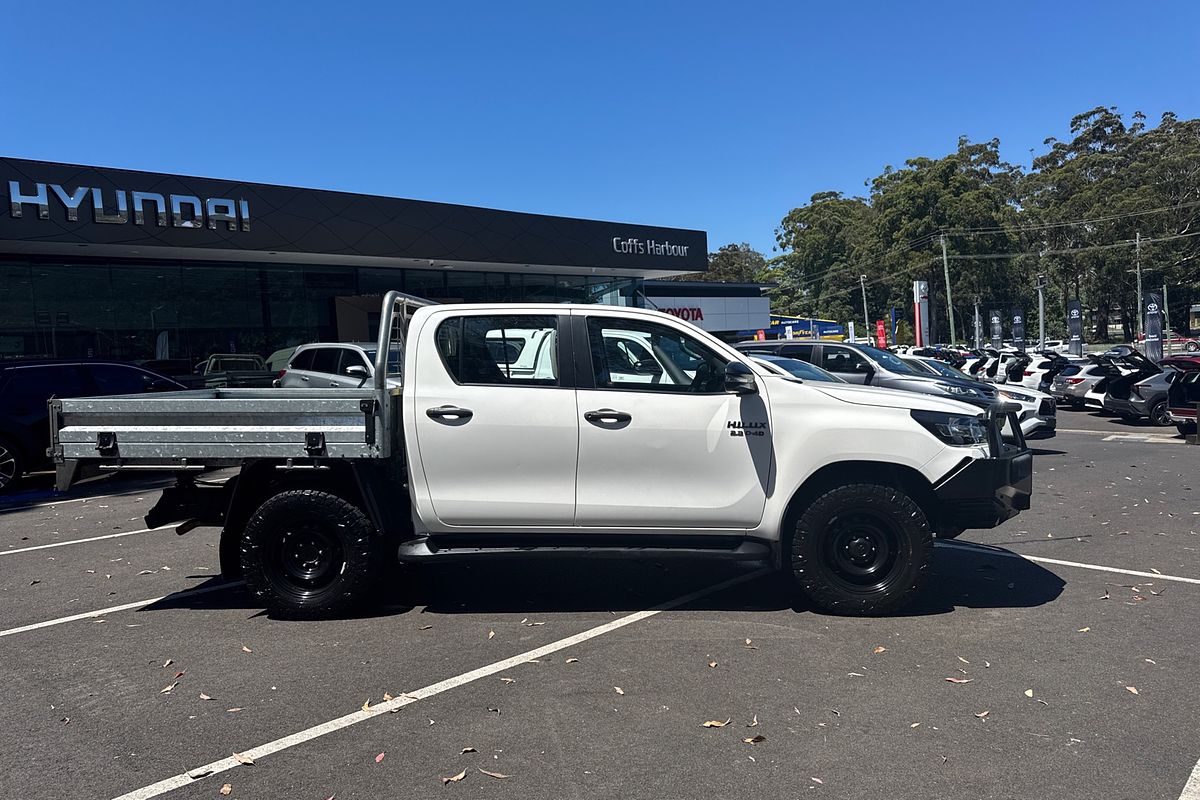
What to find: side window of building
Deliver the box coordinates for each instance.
[435,315,559,386]
[586,317,727,393]
[309,348,341,376]
[87,365,160,395]
[821,346,869,375]
[290,349,315,371]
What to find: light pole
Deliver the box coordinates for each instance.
[859,275,870,344]
[940,234,956,345]
[1035,273,1047,349]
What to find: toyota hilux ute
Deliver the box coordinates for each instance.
[49,293,1033,618]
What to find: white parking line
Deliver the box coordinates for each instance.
[1,525,177,556]
[1180,758,1200,800]
[1103,433,1184,445]
[109,566,771,800]
[0,581,244,639]
[939,540,1200,585]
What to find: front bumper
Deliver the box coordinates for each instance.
[933,403,1033,529]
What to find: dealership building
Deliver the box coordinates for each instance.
[0,157,714,365]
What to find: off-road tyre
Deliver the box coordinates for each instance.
[789,483,933,616]
[241,489,381,619]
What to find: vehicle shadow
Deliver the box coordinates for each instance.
[141,543,1065,620]
[0,471,174,512]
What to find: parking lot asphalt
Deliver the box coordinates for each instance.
[2,406,1198,800]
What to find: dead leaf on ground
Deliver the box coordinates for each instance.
[219,784,232,796]
[1126,686,1139,695]
[362,699,372,712]
[708,660,718,668]
[375,752,385,763]
[162,659,173,668]
[910,722,921,728]
[702,718,732,728]
[957,656,970,664]
[1023,689,1034,698]
[613,686,624,695]
[1078,627,1090,632]
[173,671,186,679]
[944,678,974,684]
[478,768,509,779]
[460,747,477,755]
[499,677,515,684]
[199,693,212,701]
[419,624,433,630]
[565,658,579,664]
[743,735,766,744]
[974,711,990,718]
[872,646,887,654]
[241,646,252,653]
[160,682,178,694]
[812,777,824,785]
[747,715,759,727]
[442,770,467,785]
[1145,659,1157,665]
[383,693,394,702]
[744,638,757,650]
[233,752,254,766]
[1099,589,1110,600]
[487,630,495,640]
[226,707,243,713]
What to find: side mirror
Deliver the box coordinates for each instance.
[634,358,663,375]
[724,361,758,395]
[345,365,370,378]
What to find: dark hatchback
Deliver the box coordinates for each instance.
[0,360,182,490]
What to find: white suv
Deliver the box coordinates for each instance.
[279,343,399,389]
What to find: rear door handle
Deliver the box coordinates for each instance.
[426,405,473,421]
[584,408,632,424]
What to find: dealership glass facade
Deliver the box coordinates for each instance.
[0,258,638,365]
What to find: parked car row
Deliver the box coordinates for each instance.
[731,339,1057,440]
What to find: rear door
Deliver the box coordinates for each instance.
[409,312,577,526]
[574,312,771,529]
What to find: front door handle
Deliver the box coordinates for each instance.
[584,408,632,424]
[426,405,473,421]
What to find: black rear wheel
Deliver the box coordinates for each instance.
[241,490,381,618]
[789,483,933,615]
[1149,400,1171,427]
[0,437,24,492]
[1178,421,1198,437]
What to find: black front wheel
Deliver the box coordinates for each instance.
[241,490,381,618]
[789,484,933,615]
[0,437,23,492]
[1178,421,1198,437]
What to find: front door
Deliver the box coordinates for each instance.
[818,344,872,384]
[410,312,577,527]
[574,313,772,529]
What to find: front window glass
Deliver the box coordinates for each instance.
[587,317,727,393]
[821,346,870,375]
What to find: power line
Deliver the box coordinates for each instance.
[941,199,1200,236]
[940,229,1200,260]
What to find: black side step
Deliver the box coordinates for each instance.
[397,534,772,563]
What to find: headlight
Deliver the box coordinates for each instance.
[910,410,989,446]
[938,382,981,397]
[999,390,1034,403]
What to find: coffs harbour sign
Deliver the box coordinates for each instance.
[7,180,250,231]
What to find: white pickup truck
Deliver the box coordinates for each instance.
[50,292,1032,617]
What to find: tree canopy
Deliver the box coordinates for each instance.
[762,107,1200,342]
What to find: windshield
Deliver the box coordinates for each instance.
[756,356,846,383]
[858,345,921,374]
[914,358,972,381]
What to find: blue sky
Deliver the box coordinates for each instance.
[4,1,1198,255]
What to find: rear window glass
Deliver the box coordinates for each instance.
[1058,365,1082,377]
[310,348,341,375]
[290,349,315,370]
